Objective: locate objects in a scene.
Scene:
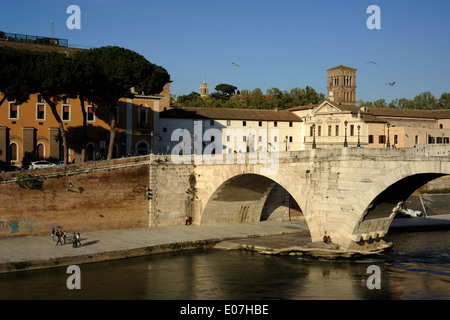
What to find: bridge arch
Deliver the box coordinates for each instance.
[348,161,450,248]
[199,173,306,227]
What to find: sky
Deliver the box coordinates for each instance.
[1,0,450,103]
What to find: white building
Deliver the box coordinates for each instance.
[157,107,303,155]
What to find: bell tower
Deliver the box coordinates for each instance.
[200,80,209,98]
[327,65,357,105]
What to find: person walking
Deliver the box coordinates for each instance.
[63,231,67,244]
[56,231,63,246]
[72,233,77,247]
[51,228,55,241]
[185,215,189,226]
[76,233,81,246]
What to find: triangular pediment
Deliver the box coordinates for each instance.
[312,101,343,114]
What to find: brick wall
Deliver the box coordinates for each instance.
[0,162,150,237]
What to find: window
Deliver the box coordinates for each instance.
[36,104,45,120]
[62,105,70,121]
[87,105,95,122]
[136,141,149,155]
[335,125,339,136]
[289,136,293,143]
[227,120,231,126]
[428,136,435,144]
[163,127,167,133]
[310,126,314,136]
[368,135,374,144]
[394,135,398,145]
[227,135,230,142]
[258,121,262,127]
[379,135,386,144]
[350,125,354,136]
[328,125,332,136]
[289,122,293,127]
[210,120,214,126]
[259,136,262,142]
[274,121,278,127]
[318,126,321,137]
[37,95,45,103]
[9,102,19,119]
[274,136,278,143]
[415,135,419,145]
[243,121,246,126]
[63,97,70,104]
[437,137,443,144]
[139,109,148,129]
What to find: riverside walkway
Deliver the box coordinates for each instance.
[0,220,309,273]
[1,215,450,273]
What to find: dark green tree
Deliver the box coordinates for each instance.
[74,46,170,159]
[214,84,237,99]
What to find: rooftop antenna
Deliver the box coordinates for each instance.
[51,20,54,38]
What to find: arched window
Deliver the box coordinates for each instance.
[9,142,19,162]
[37,143,45,160]
[136,141,150,155]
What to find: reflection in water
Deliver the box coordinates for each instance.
[0,231,449,300]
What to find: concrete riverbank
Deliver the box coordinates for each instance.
[0,220,309,273]
[1,215,449,273]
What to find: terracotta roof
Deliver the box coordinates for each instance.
[327,65,357,71]
[337,104,450,120]
[286,105,319,111]
[160,107,302,122]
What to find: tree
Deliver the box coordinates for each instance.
[0,47,36,106]
[439,93,450,109]
[214,84,237,98]
[32,50,78,165]
[413,92,437,110]
[74,46,170,160]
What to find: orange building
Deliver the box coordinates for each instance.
[0,32,170,168]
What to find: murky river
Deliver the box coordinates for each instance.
[0,230,449,300]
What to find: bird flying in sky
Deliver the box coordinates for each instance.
[385,81,396,86]
[367,61,377,65]
[232,62,239,67]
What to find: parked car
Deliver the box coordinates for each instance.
[28,161,57,170]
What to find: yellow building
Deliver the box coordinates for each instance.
[0,32,170,168]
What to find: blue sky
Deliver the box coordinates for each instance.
[1,0,450,103]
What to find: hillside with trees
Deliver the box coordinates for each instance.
[358,92,450,110]
[176,84,326,110]
[176,83,449,111]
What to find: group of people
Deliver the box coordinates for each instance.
[51,228,81,247]
[323,231,332,244]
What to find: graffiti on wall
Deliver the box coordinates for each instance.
[0,219,43,234]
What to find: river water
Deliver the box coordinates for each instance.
[0,230,449,300]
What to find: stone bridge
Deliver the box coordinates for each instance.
[1,145,450,252]
[151,145,450,251]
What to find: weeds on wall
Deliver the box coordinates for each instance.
[15,174,44,190]
[186,173,198,202]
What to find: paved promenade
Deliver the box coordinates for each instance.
[0,220,309,273]
[1,215,449,273]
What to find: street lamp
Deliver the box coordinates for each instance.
[284,135,288,151]
[357,125,361,148]
[312,123,317,149]
[344,120,348,148]
[386,122,391,148]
